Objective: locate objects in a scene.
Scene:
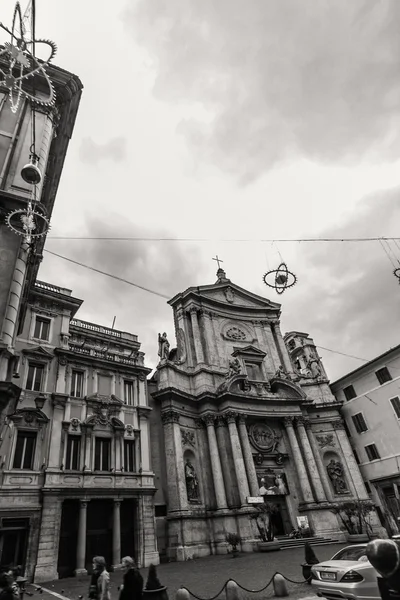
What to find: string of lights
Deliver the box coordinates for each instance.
[46,235,400,243]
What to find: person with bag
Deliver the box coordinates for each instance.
[119,557,143,600]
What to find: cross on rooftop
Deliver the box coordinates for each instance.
[212,255,224,270]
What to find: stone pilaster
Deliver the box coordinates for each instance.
[215,417,237,508]
[141,495,160,566]
[34,496,63,582]
[305,421,333,502]
[333,420,369,500]
[283,417,314,503]
[237,415,259,497]
[271,321,294,374]
[225,411,250,506]
[161,410,188,512]
[47,394,68,471]
[112,500,122,569]
[203,414,228,509]
[138,408,151,472]
[296,418,327,502]
[202,311,219,365]
[82,423,94,471]
[189,308,205,364]
[261,321,281,372]
[75,500,89,575]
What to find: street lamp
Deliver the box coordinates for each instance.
[34,394,47,410]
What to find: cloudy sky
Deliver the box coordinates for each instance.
[3,0,400,379]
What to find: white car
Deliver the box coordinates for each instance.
[311,544,380,600]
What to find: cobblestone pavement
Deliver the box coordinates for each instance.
[35,543,346,600]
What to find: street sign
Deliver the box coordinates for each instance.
[247,496,264,504]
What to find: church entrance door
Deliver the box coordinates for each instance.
[269,497,292,536]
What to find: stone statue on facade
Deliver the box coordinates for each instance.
[158,332,170,361]
[307,355,322,379]
[225,358,242,379]
[185,459,199,502]
[327,459,348,494]
[274,365,288,379]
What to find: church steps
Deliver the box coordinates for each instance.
[277,536,341,550]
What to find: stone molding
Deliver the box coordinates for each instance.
[202,413,216,427]
[283,416,295,427]
[214,416,226,428]
[332,420,345,430]
[224,410,238,424]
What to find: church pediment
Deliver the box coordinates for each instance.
[232,345,267,362]
[269,378,307,400]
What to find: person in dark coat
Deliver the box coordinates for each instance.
[119,557,143,600]
[0,573,14,600]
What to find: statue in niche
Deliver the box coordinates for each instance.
[185,459,199,502]
[307,355,322,379]
[225,358,242,379]
[158,332,170,361]
[274,365,288,379]
[326,459,348,494]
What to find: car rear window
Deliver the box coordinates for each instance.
[332,547,367,561]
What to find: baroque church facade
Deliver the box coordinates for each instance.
[149,267,384,560]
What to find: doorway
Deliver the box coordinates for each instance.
[58,500,79,579]
[268,497,292,536]
[86,500,113,572]
[0,518,29,572]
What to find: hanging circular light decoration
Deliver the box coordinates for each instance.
[0,2,57,113]
[394,268,400,284]
[263,262,297,295]
[6,207,50,241]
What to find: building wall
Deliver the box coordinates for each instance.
[332,346,400,535]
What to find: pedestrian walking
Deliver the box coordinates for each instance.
[89,557,111,600]
[119,557,143,600]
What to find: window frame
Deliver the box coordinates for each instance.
[351,412,368,434]
[124,439,136,472]
[70,370,84,398]
[245,362,262,380]
[33,316,51,341]
[25,362,45,392]
[65,435,81,471]
[124,380,134,406]
[94,437,111,471]
[365,443,380,462]
[343,385,357,401]
[375,367,392,385]
[12,431,37,470]
[390,396,400,419]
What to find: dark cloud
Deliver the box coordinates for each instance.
[124,0,400,183]
[277,186,400,380]
[41,215,206,370]
[79,137,127,165]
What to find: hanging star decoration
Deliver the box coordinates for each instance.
[394,268,400,284]
[263,262,297,295]
[0,2,57,113]
[6,206,50,243]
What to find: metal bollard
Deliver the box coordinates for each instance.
[176,588,190,600]
[226,580,241,600]
[273,574,288,597]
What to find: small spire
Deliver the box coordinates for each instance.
[216,267,230,284]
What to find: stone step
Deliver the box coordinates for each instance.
[279,539,341,550]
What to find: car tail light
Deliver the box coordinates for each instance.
[341,571,364,583]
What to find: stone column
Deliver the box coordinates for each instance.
[47,394,68,471]
[190,308,205,364]
[202,311,219,365]
[203,414,227,510]
[83,424,94,471]
[305,422,333,502]
[237,415,259,497]
[112,500,122,569]
[115,431,124,472]
[225,411,250,506]
[215,417,236,507]
[138,408,151,472]
[55,358,67,393]
[75,500,88,575]
[333,420,369,500]
[271,321,294,375]
[161,410,188,513]
[283,417,314,503]
[296,418,327,502]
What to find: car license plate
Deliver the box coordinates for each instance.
[320,572,337,581]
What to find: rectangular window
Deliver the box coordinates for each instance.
[353,449,360,465]
[390,396,400,419]
[26,363,44,391]
[98,375,112,396]
[124,440,136,472]
[376,367,392,385]
[13,432,37,469]
[71,370,84,398]
[65,435,81,470]
[343,385,357,401]
[364,481,372,494]
[94,438,111,471]
[365,443,380,461]
[352,412,368,434]
[33,317,50,341]
[245,363,261,380]
[124,381,134,406]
